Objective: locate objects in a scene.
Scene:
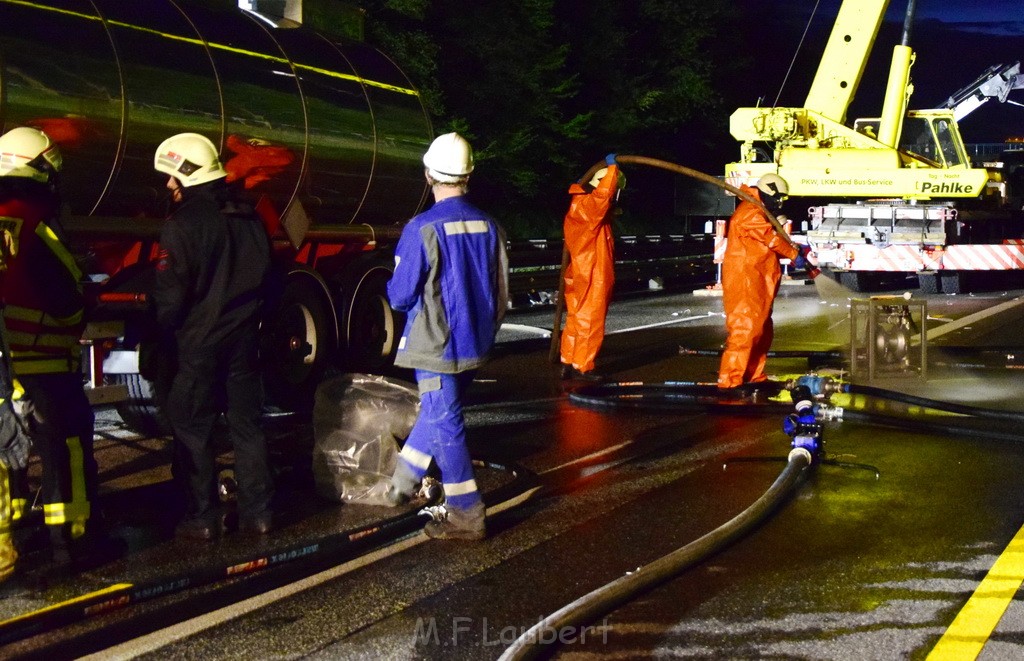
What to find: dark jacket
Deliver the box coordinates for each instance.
[153,183,270,350]
[0,180,85,375]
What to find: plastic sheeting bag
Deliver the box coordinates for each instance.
[312,373,420,505]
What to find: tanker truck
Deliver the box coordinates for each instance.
[0,0,433,429]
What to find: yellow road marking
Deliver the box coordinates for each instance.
[0,583,133,627]
[927,522,1024,660]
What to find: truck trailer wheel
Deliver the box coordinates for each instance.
[107,373,172,438]
[263,278,335,411]
[345,266,403,374]
[918,272,940,294]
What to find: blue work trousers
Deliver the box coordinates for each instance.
[398,370,481,510]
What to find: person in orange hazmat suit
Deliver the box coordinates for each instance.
[559,153,624,382]
[717,173,811,389]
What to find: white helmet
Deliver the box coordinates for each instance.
[0,127,62,183]
[154,133,227,187]
[588,167,627,190]
[755,173,789,198]
[423,132,474,183]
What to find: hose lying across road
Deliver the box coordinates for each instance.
[0,460,540,653]
[499,447,813,661]
[501,376,1024,659]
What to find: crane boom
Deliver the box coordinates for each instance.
[803,0,890,124]
[940,62,1024,122]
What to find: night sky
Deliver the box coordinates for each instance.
[787,0,1024,34]
[750,0,1024,142]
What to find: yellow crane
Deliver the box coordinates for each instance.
[724,0,1024,293]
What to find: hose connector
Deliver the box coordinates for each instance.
[789,374,841,400]
[783,385,824,460]
[814,403,845,421]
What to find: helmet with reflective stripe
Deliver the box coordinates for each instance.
[755,172,789,198]
[423,132,474,183]
[154,133,227,187]
[0,127,62,183]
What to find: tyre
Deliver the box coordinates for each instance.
[262,276,336,411]
[344,265,404,374]
[107,372,172,438]
[917,272,940,294]
[940,272,963,294]
[838,271,864,292]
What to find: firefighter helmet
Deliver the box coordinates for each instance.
[755,173,789,198]
[0,127,62,183]
[588,167,627,190]
[154,133,227,187]
[423,132,474,183]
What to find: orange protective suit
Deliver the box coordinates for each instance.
[717,185,798,389]
[560,165,618,373]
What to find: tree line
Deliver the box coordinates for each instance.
[359,0,757,238]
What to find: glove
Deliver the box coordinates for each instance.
[793,245,811,270]
[605,153,617,166]
[0,400,30,471]
[793,245,820,279]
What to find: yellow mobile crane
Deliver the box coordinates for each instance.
[725,0,1024,293]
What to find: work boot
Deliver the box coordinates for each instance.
[175,515,221,542]
[67,532,127,572]
[423,502,486,541]
[238,512,273,536]
[568,367,603,383]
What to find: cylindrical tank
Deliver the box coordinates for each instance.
[0,0,432,226]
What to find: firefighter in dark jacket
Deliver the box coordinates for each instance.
[0,126,121,572]
[152,133,274,541]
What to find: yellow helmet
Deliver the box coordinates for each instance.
[154,133,227,187]
[423,132,474,183]
[0,127,62,183]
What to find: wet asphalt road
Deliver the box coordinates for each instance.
[9,279,1024,659]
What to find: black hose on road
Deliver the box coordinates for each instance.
[498,447,812,661]
[842,383,1024,423]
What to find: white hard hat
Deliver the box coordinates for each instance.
[588,167,627,190]
[154,133,227,187]
[423,132,474,183]
[0,127,62,183]
[755,172,789,198]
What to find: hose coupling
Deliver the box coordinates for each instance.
[789,374,841,400]
[814,403,845,421]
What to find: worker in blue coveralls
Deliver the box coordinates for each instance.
[384,132,508,541]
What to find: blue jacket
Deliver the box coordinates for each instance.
[388,195,508,373]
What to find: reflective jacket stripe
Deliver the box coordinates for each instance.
[10,356,79,375]
[6,328,81,350]
[4,303,83,327]
[36,221,83,282]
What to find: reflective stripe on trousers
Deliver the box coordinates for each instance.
[396,370,481,510]
[0,462,17,582]
[41,435,90,538]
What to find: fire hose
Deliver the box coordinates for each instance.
[501,374,1024,659]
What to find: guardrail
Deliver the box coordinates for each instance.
[507,234,716,308]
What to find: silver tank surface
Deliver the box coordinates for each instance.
[0,0,432,226]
